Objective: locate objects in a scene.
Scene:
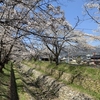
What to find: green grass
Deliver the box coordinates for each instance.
[14,67,34,100]
[26,60,100,80]
[0,63,11,100]
[61,80,100,100]
[23,60,100,99]
[69,84,100,100]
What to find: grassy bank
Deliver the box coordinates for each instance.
[0,63,11,100]
[23,60,100,100]
[14,67,33,100]
[23,60,100,80]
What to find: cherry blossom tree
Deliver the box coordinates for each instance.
[0,26,29,72]
[0,0,61,71]
[32,5,93,65]
[0,0,95,72]
[84,0,100,24]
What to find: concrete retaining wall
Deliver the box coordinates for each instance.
[19,64,94,100]
[33,64,100,94]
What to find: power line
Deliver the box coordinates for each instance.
[76,27,96,30]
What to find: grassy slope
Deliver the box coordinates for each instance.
[23,60,100,100]
[14,67,33,100]
[23,60,100,80]
[0,63,11,100]
[0,62,32,100]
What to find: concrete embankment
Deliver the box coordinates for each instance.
[18,63,95,100]
[34,64,100,95]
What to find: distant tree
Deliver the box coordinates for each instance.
[76,56,81,65]
[26,39,45,62]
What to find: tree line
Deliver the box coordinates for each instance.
[0,0,99,72]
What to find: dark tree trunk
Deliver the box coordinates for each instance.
[55,55,59,65]
[49,55,53,63]
[0,63,5,73]
[0,66,3,73]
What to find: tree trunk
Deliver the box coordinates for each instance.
[55,55,59,65]
[0,63,4,73]
[49,55,53,63]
